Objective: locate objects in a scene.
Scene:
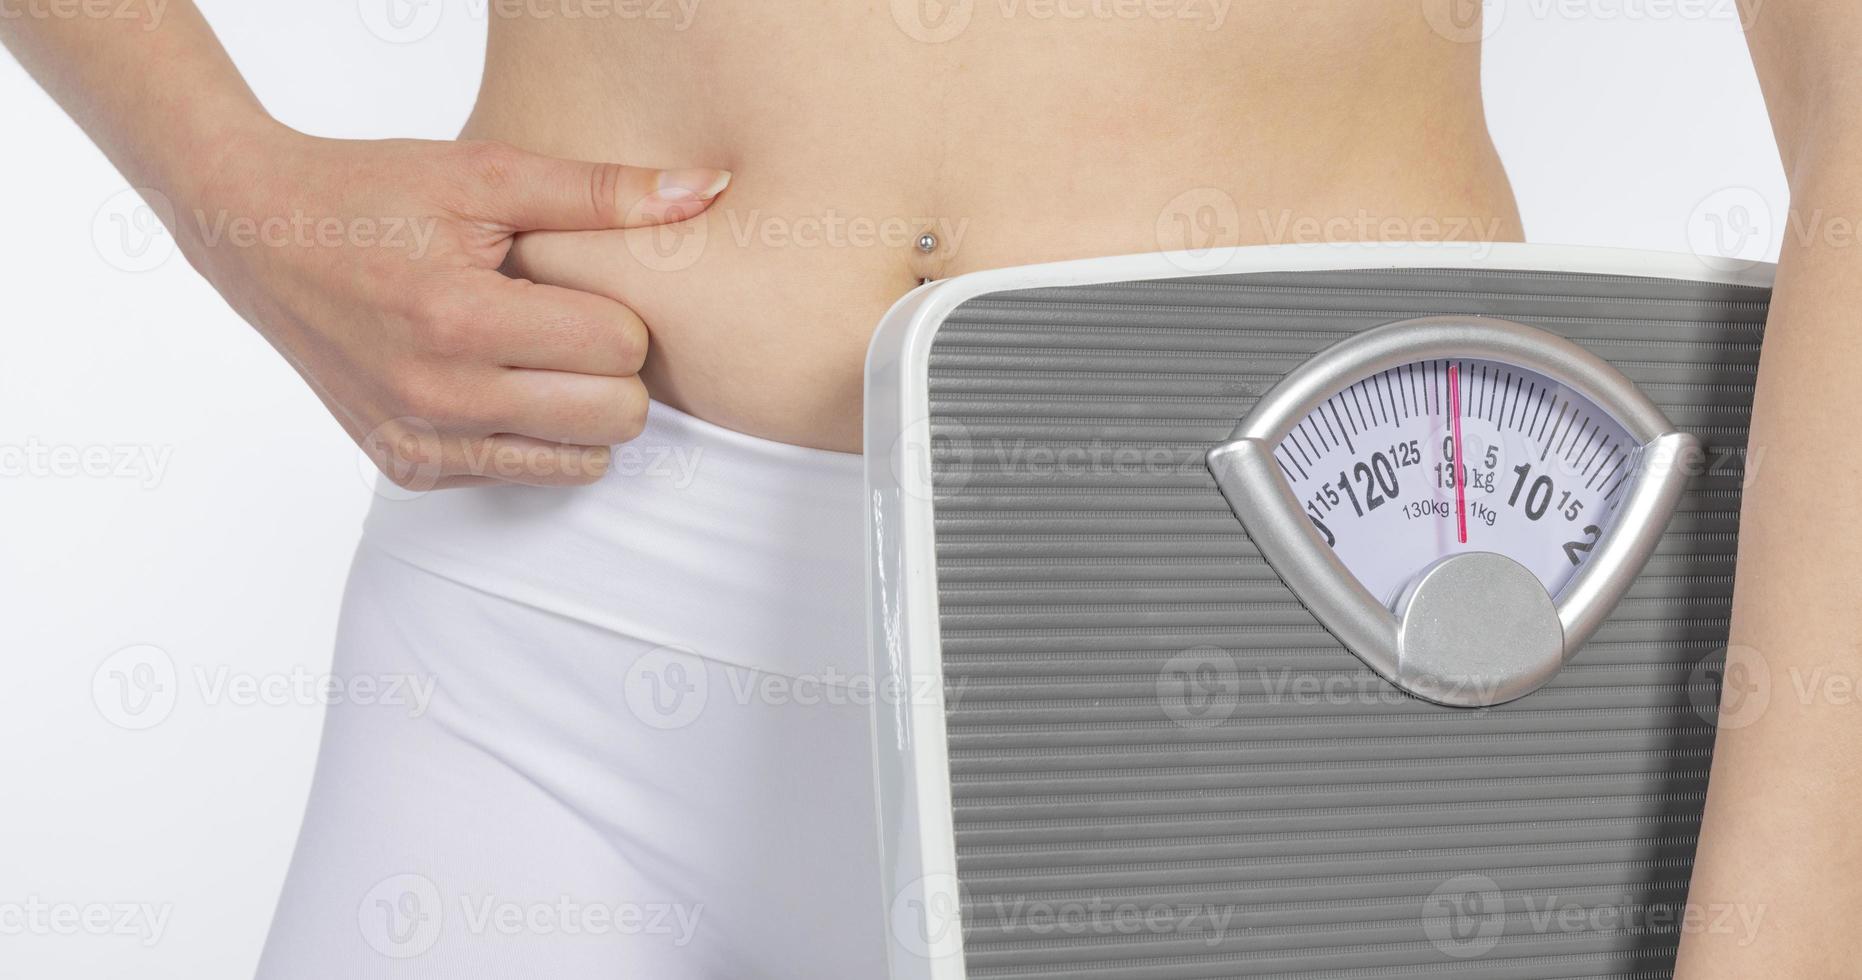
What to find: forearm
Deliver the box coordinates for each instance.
[0,1,279,201]
[1676,10,1862,976]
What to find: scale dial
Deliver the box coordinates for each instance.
[1273,359,1637,608]
[1208,317,1696,708]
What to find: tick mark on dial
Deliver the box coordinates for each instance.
[1449,361,1468,545]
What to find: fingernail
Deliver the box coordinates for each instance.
[653,169,732,203]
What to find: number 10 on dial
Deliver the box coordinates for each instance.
[1209,317,1695,707]
[1279,356,1637,607]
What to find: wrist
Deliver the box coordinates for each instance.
[163,110,300,213]
[161,116,314,260]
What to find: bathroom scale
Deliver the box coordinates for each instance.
[862,242,1770,980]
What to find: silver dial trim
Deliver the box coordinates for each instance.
[1206,316,1700,707]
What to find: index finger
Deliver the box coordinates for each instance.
[461,142,731,233]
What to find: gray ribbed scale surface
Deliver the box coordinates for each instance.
[924,268,1765,979]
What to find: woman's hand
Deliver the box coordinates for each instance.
[176,127,729,491]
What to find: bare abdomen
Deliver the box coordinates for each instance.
[463,2,1522,450]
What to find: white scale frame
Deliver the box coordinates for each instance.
[861,242,1775,980]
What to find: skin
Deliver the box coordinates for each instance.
[1670,5,1862,977]
[4,2,1854,972]
[2,3,731,490]
[1,1,1522,466]
[475,2,1523,449]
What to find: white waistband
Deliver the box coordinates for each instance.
[359,401,869,679]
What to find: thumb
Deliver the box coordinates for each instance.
[468,143,731,232]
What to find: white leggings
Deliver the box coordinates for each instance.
[255,403,888,977]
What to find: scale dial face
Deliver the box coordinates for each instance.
[1272,359,1638,607]
[1207,316,1697,707]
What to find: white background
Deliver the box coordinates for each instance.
[0,1,1786,976]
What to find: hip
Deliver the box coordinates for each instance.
[357,398,870,681]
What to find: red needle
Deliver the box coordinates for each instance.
[1449,362,1468,544]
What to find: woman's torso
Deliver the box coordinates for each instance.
[462,1,1521,451]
